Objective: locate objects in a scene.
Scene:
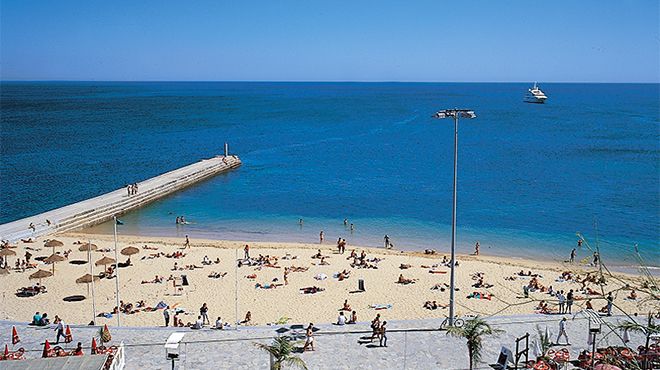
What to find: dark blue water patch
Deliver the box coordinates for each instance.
[1,82,658,264]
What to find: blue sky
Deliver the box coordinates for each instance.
[1,1,658,82]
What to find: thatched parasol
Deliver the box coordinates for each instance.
[76,273,100,297]
[120,246,139,256]
[29,269,53,285]
[95,256,116,272]
[78,243,98,252]
[44,254,66,275]
[0,248,16,265]
[0,249,16,257]
[44,239,64,255]
[76,273,100,284]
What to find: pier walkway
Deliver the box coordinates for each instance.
[0,155,241,242]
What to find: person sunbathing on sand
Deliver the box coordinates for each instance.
[289,266,309,272]
[627,289,637,300]
[208,272,227,279]
[585,299,593,310]
[319,257,330,265]
[241,311,252,325]
[141,275,163,284]
[341,299,352,311]
[312,249,323,259]
[337,269,351,281]
[347,250,356,260]
[300,286,325,294]
[348,311,357,324]
[397,274,416,285]
[423,301,438,310]
[399,264,412,269]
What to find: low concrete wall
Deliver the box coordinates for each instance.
[0,155,241,242]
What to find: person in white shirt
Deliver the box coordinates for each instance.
[337,312,346,325]
[192,316,203,329]
[215,317,223,329]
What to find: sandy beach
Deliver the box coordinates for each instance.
[0,233,654,328]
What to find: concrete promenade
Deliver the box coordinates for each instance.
[0,315,648,369]
[0,155,241,243]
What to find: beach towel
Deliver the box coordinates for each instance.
[369,304,392,310]
[314,273,328,280]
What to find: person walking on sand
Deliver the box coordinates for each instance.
[556,317,570,345]
[384,235,391,249]
[163,306,170,327]
[303,323,315,351]
[474,241,480,256]
[244,244,250,259]
[319,231,324,244]
[570,248,576,263]
[184,235,190,249]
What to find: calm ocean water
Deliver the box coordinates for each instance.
[1,82,658,267]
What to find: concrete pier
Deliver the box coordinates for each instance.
[0,155,241,242]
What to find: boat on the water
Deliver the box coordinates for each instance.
[524,82,547,104]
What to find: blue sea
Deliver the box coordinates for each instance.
[1,82,658,268]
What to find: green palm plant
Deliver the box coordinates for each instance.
[535,325,552,357]
[447,316,504,370]
[254,336,308,370]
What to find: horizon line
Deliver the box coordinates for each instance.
[1,79,659,84]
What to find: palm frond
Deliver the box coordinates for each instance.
[284,356,309,370]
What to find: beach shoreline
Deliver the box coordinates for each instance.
[0,232,654,329]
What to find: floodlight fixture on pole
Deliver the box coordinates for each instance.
[432,108,477,327]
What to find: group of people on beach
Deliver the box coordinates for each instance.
[126,183,139,196]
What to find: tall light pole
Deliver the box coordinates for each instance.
[432,108,476,326]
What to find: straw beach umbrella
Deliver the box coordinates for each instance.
[44,253,65,275]
[120,246,139,256]
[29,269,53,285]
[78,243,97,252]
[95,256,116,273]
[0,248,16,265]
[44,239,63,255]
[76,273,99,295]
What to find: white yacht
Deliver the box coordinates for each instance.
[524,82,547,104]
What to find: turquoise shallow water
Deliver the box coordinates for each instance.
[1,82,658,267]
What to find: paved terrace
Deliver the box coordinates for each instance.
[0,155,241,243]
[0,315,649,370]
